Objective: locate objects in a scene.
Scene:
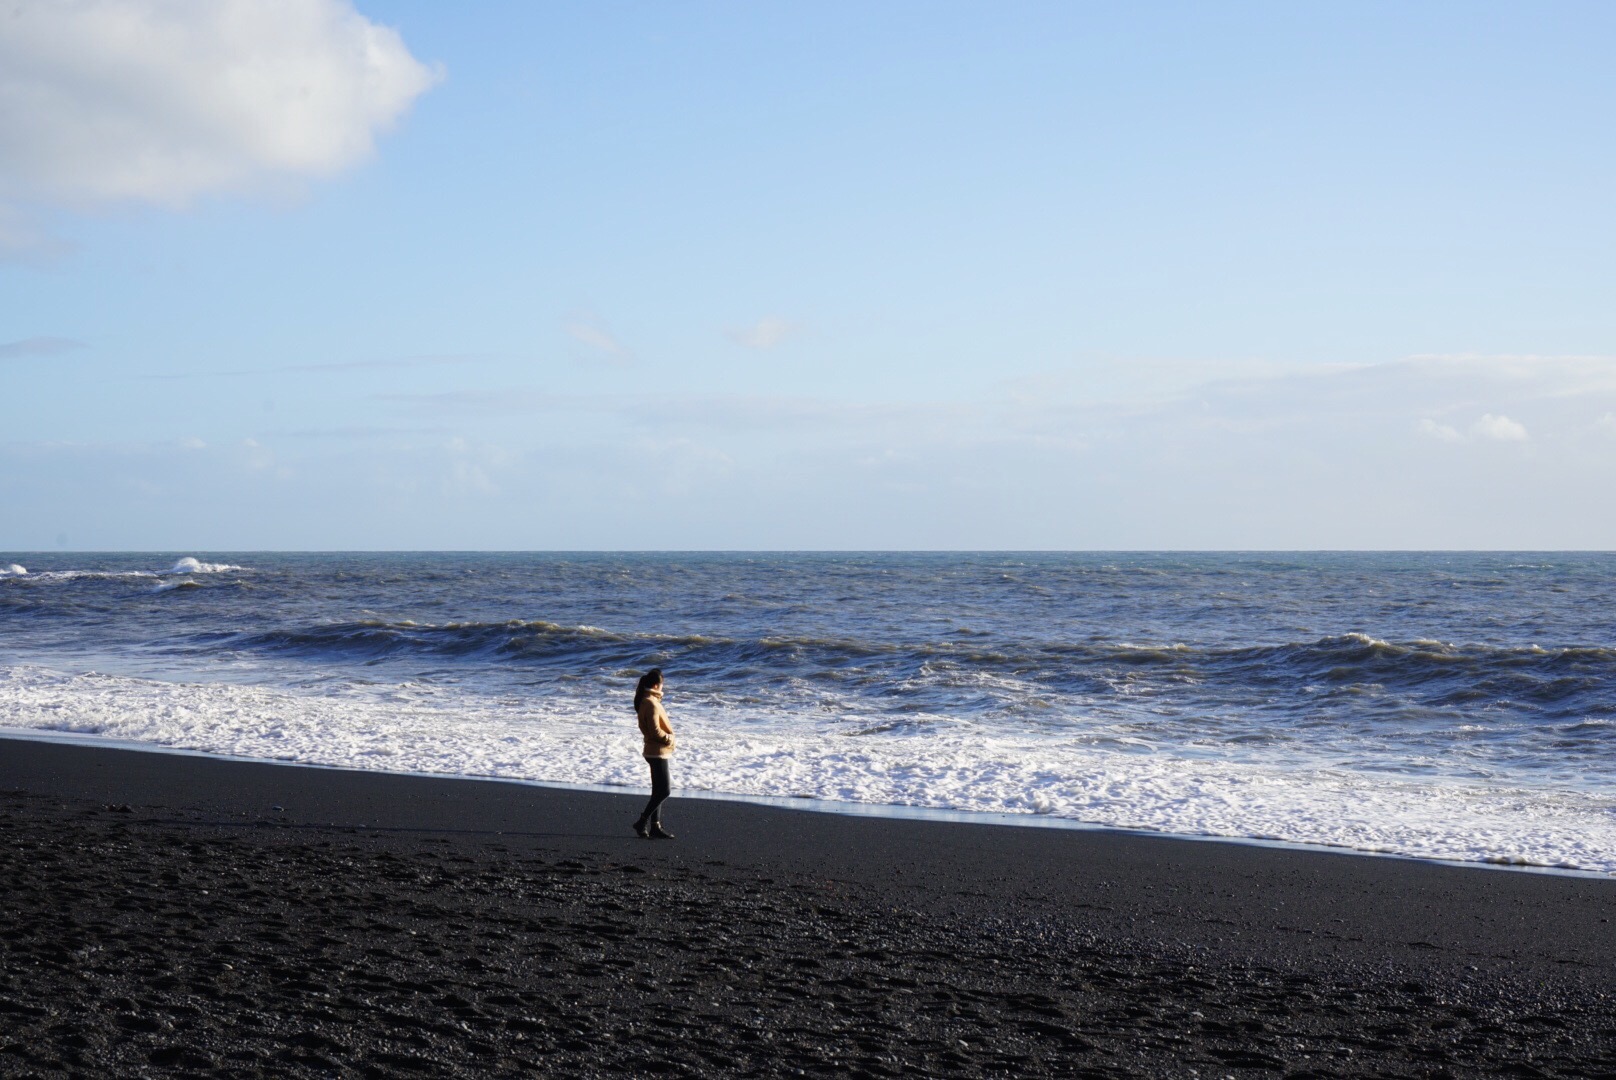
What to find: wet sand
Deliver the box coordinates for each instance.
[1,736,1612,1078]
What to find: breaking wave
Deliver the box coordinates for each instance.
[203,620,1616,718]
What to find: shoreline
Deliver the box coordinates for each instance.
[4,735,1614,1076]
[2,726,1609,882]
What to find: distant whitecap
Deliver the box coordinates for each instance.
[166,557,243,574]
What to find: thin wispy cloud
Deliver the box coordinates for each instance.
[375,389,971,430]
[1471,413,1530,441]
[376,355,1616,447]
[256,425,454,440]
[0,336,87,360]
[563,315,634,363]
[1152,354,1616,431]
[142,355,486,380]
[726,315,800,350]
[1417,419,1463,443]
[0,206,74,264]
[1400,354,1616,398]
[1415,415,1530,443]
[14,352,1616,549]
[375,390,572,413]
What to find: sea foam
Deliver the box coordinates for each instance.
[3,663,1612,875]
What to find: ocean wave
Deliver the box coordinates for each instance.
[0,556,246,585]
[229,619,913,665]
[1220,633,1616,690]
[165,557,243,574]
[15,569,159,582]
[204,618,1616,704]
[3,662,1612,874]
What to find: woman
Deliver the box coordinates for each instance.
[633,668,676,839]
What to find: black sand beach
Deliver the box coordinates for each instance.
[1,738,1612,1078]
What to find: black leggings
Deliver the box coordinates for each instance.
[639,757,671,824]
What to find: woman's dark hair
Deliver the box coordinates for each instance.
[634,668,664,712]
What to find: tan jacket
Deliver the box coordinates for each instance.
[637,688,675,759]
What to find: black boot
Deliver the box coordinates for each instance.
[633,815,650,838]
[649,822,675,840]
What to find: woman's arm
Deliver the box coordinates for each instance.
[638,700,674,747]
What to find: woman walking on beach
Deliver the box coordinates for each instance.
[633,668,676,839]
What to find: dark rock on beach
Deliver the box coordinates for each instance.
[1,738,1612,1078]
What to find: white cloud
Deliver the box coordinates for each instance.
[726,315,799,350]
[1470,413,1528,441]
[1417,413,1530,444]
[563,316,633,363]
[0,0,440,207]
[1417,418,1462,442]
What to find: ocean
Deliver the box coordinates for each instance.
[2,551,1613,873]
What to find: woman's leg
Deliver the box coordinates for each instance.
[638,758,670,827]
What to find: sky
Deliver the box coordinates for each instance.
[2,0,1615,550]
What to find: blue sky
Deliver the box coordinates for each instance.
[3,0,1614,549]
